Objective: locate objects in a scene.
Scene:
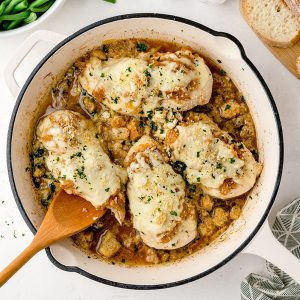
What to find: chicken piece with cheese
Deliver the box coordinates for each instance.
[146,50,213,112]
[79,49,212,116]
[125,136,197,250]
[36,110,128,223]
[166,116,262,200]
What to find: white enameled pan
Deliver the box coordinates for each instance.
[5,14,295,289]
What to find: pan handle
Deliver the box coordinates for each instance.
[4,30,66,97]
[242,220,300,284]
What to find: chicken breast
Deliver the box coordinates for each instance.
[79,49,212,116]
[125,136,197,250]
[167,117,262,200]
[36,110,128,223]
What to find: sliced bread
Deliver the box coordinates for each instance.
[284,0,300,19]
[241,0,300,48]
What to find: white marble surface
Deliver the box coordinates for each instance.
[0,0,299,299]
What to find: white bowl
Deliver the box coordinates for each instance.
[0,0,65,37]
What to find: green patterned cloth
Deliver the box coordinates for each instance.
[241,197,300,300]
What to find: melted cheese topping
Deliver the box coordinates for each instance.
[169,122,262,199]
[79,50,213,116]
[79,57,148,116]
[126,136,197,250]
[36,110,127,221]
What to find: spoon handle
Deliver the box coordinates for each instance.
[0,239,42,287]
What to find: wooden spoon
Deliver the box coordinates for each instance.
[0,190,105,287]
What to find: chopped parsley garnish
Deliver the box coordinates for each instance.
[144,69,151,77]
[75,166,87,180]
[196,151,201,158]
[170,211,177,216]
[147,196,153,203]
[136,42,148,52]
[170,189,175,194]
[220,69,226,75]
[156,57,161,62]
[146,110,153,119]
[127,66,132,72]
[217,59,222,63]
[49,182,56,192]
[238,143,244,149]
[160,128,164,134]
[197,177,201,182]
[70,152,82,159]
[225,104,231,110]
[89,72,93,77]
[100,73,105,78]
[211,173,215,179]
[105,187,110,192]
[216,162,222,169]
[111,96,119,104]
[229,158,236,164]
[189,185,196,192]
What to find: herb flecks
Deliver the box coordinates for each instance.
[75,166,87,180]
[70,152,82,159]
[220,69,226,76]
[136,43,148,52]
[170,210,177,216]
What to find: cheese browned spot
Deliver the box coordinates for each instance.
[79,49,212,117]
[36,110,128,223]
[125,136,197,250]
[168,118,262,199]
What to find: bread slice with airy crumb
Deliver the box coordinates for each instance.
[241,0,300,48]
[284,0,300,19]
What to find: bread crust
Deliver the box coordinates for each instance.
[297,56,300,76]
[240,0,300,48]
[284,0,300,19]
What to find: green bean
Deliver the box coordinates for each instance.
[30,0,54,13]
[0,0,58,31]
[23,11,36,23]
[0,2,6,16]
[3,0,23,14]
[4,18,23,29]
[2,20,10,29]
[29,0,52,9]
[0,10,29,21]
[0,0,11,16]
[12,0,28,13]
